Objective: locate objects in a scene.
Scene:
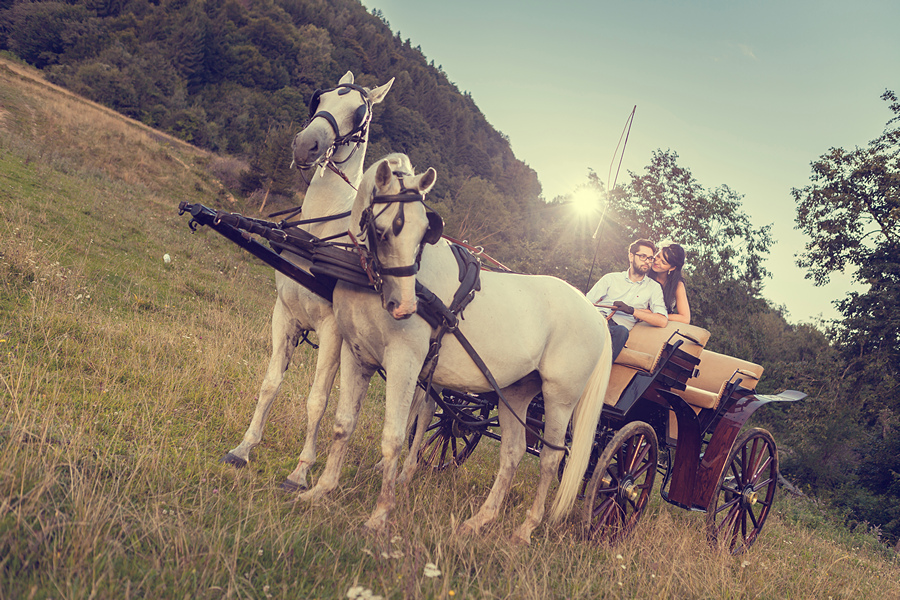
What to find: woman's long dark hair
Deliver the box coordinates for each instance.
[650,242,686,313]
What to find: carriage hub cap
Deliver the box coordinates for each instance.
[618,476,639,503]
[743,488,759,506]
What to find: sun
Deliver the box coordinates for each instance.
[570,187,600,217]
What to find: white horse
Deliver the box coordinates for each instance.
[302,155,613,543]
[222,72,394,491]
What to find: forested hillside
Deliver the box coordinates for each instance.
[1,0,897,548]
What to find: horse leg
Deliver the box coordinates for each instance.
[364,356,421,532]
[299,342,374,502]
[396,385,435,486]
[459,379,539,536]
[511,394,571,544]
[282,317,342,491]
[223,298,300,468]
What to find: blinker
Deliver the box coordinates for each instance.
[392,203,405,237]
[423,211,444,245]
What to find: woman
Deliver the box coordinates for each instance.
[650,241,691,324]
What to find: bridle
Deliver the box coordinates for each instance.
[292,83,373,181]
[356,171,444,287]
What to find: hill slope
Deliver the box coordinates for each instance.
[2,57,898,599]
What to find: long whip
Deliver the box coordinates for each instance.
[583,105,636,292]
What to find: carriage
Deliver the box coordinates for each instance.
[417,319,805,552]
[177,73,803,553]
[179,198,804,554]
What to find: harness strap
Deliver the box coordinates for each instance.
[411,247,567,455]
[269,208,353,228]
[448,327,568,454]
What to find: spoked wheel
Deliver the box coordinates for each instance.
[582,421,658,544]
[416,394,491,471]
[706,427,778,554]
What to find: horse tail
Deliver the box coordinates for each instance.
[548,329,612,524]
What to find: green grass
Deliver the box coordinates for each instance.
[2,56,899,600]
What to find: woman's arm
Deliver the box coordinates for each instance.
[667,281,691,324]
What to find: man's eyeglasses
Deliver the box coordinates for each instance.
[632,253,654,262]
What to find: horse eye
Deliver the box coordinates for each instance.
[392,215,404,236]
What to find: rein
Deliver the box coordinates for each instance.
[266,206,353,231]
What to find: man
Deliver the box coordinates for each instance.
[586,239,668,361]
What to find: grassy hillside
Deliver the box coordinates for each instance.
[2,56,899,599]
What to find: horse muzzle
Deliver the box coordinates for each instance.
[385,297,417,320]
[292,129,330,168]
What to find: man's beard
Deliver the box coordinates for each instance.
[632,260,650,275]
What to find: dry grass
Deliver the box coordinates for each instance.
[2,55,899,599]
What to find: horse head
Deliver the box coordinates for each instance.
[292,71,394,169]
[351,154,440,320]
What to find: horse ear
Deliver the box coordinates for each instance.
[376,160,393,188]
[368,77,394,105]
[423,212,444,245]
[339,71,354,85]
[418,167,437,194]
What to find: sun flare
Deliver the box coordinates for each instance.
[570,188,601,217]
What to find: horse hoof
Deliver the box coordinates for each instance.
[280,479,307,493]
[363,517,387,533]
[299,489,319,503]
[511,532,532,545]
[221,452,247,468]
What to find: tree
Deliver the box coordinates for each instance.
[607,150,774,355]
[614,149,773,296]
[792,90,900,383]
[794,90,900,287]
[789,90,900,545]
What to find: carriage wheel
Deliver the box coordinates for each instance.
[706,428,778,554]
[416,397,490,471]
[582,421,658,544]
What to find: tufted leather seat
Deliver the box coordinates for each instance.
[604,322,711,406]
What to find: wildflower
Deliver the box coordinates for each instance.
[423,562,441,578]
[347,586,382,600]
[164,254,172,264]
[449,592,455,597]
[258,549,264,556]
[616,554,624,560]
[741,560,750,568]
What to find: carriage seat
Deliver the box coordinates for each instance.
[676,350,764,410]
[614,321,710,372]
[605,322,711,406]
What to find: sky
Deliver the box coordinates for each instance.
[360,0,899,324]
